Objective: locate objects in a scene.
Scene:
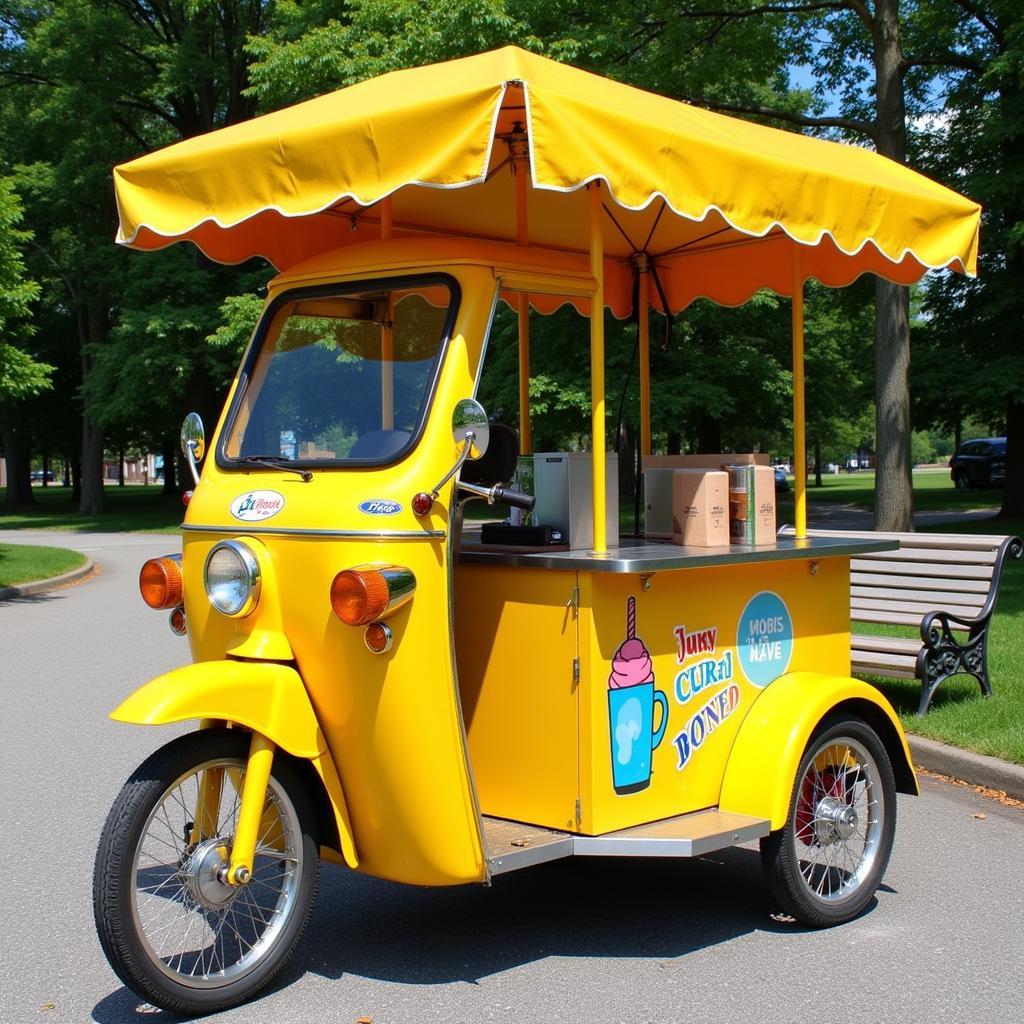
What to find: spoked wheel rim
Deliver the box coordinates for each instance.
[128,754,303,989]
[791,735,884,907]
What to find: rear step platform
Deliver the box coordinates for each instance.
[482,810,770,875]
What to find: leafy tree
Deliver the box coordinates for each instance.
[0,176,51,505]
[916,1,1024,516]
[0,1,277,513]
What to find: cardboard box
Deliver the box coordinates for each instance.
[672,470,729,547]
[726,464,776,545]
[643,452,769,472]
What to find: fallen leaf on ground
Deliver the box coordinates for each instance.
[918,767,1024,809]
[974,812,987,820]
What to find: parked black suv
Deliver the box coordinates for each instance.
[949,437,1006,489]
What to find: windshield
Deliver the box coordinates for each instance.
[221,277,456,467]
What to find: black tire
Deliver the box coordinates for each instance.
[93,729,319,1016]
[954,472,970,491]
[760,714,896,927]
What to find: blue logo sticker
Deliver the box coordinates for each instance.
[359,499,402,516]
[737,591,793,687]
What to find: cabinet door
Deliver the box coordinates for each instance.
[454,564,580,832]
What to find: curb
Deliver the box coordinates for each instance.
[908,735,1024,801]
[0,557,95,601]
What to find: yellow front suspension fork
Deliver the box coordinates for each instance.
[227,731,276,885]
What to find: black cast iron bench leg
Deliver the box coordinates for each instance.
[917,614,992,715]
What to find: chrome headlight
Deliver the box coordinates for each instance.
[204,540,261,617]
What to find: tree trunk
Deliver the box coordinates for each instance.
[42,453,50,488]
[79,307,107,516]
[874,279,913,530]
[71,454,81,504]
[696,412,721,454]
[162,438,178,494]
[118,449,125,486]
[814,437,823,488]
[63,455,71,488]
[1000,398,1024,517]
[79,414,105,515]
[667,431,682,456]
[871,0,914,531]
[0,402,34,506]
[954,418,962,455]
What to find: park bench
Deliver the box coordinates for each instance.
[779,525,1022,714]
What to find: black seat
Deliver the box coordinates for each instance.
[460,423,518,485]
[348,429,411,460]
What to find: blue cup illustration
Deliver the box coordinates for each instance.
[608,682,669,794]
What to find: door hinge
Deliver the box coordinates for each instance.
[572,656,580,686]
[565,583,579,617]
[574,798,582,831]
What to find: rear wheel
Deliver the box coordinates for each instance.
[93,729,319,1015]
[760,715,896,927]
[954,471,970,490]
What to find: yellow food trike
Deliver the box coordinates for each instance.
[93,48,980,1014]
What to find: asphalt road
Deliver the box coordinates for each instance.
[2,530,1023,1024]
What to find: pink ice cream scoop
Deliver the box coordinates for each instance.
[609,637,654,689]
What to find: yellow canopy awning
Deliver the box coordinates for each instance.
[114,46,979,311]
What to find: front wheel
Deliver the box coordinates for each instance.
[760,715,896,927]
[93,729,319,1015]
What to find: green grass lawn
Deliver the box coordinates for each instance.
[0,542,87,587]
[0,485,182,534]
[853,516,1024,766]
[777,467,1004,513]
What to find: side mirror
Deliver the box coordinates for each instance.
[180,412,205,486]
[452,398,489,460]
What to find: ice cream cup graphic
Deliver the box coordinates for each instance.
[608,596,669,794]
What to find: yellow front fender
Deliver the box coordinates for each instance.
[111,660,326,758]
[719,671,918,830]
[111,660,359,868]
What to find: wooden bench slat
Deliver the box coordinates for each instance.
[850,658,919,680]
[851,558,994,580]
[851,596,984,619]
[781,526,1013,552]
[851,584,986,606]
[854,546,996,566]
[851,635,922,655]
[852,610,933,628]
[850,649,919,671]
[851,572,990,594]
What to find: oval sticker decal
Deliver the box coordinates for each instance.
[230,490,285,522]
[359,499,402,516]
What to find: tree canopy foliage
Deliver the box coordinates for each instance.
[0,1,1018,519]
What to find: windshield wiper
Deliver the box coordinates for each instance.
[237,455,312,482]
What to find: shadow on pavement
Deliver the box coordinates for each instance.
[91,847,883,1021]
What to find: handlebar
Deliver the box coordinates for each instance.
[491,485,536,511]
[458,480,536,511]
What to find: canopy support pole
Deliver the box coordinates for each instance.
[792,249,807,540]
[380,197,394,430]
[515,148,532,453]
[637,255,651,459]
[589,184,608,555]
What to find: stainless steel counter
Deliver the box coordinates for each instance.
[458,534,898,574]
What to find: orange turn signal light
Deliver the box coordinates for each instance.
[139,555,184,610]
[330,565,415,627]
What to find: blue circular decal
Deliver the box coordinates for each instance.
[737,591,793,688]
